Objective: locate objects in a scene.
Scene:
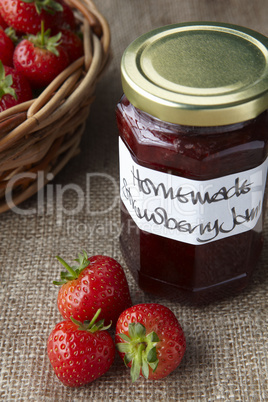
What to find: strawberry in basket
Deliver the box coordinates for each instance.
[0,0,84,94]
[0,61,32,111]
[56,28,84,63]
[0,0,72,34]
[13,22,70,88]
[0,28,14,66]
[56,0,76,31]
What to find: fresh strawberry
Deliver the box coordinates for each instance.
[47,309,115,387]
[13,23,69,88]
[58,28,83,63]
[115,303,186,382]
[0,0,63,34]
[0,12,8,29]
[56,0,76,30]
[53,250,132,326]
[0,28,14,66]
[0,61,32,111]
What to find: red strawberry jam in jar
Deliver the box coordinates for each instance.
[116,22,268,304]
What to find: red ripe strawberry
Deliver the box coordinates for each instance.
[0,0,63,34]
[0,61,32,111]
[57,0,76,30]
[0,28,14,66]
[13,25,69,88]
[47,309,115,387]
[54,251,132,326]
[0,13,8,29]
[58,28,83,63]
[115,303,186,382]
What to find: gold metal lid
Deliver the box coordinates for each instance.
[121,22,268,126]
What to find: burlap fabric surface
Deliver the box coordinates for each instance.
[0,0,267,401]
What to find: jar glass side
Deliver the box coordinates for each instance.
[116,95,268,303]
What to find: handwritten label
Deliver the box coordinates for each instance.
[119,138,268,245]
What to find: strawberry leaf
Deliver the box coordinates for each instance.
[124,354,132,366]
[53,250,90,285]
[148,359,159,372]
[116,322,160,382]
[118,333,131,342]
[0,61,17,101]
[71,309,112,333]
[128,322,146,339]
[147,346,158,363]
[141,358,149,379]
[27,21,62,56]
[22,0,63,15]
[4,26,18,43]
[147,331,160,343]
[131,349,143,383]
[116,343,130,354]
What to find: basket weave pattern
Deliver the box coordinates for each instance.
[0,0,110,213]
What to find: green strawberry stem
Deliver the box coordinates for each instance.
[71,309,112,333]
[53,250,90,285]
[27,21,62,56]
[41,21,45,47]
[0,61,17,101]
[116,322,160,382]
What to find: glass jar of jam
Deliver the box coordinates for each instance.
[116,22,268,304]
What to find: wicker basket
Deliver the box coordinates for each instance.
[0,0,110,213]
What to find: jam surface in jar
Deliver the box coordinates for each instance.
[117,23,268,303]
